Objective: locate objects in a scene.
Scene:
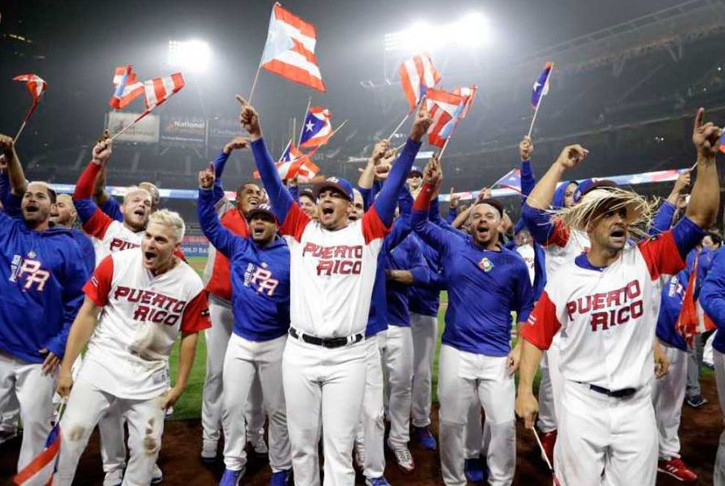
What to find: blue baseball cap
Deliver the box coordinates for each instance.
[409,166,423,177]
[313,176,354,202]
[246,203,278,224]
[573,179,618,203]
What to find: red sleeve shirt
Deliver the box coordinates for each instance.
[83,255,114,306]
[180,290,211,333]
[520,291,561,350]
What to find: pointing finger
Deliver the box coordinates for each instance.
[235,94,249,107]
[694,107,705,131]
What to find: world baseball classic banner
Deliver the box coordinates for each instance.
[181,235,209,257]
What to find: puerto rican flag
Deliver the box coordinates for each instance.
[13,74,47,105]
[425,88,465,148]
[452,84,478,119]
[260,3,325,92]
[13,423,61,485]
[143,73,185,111]
[531,62,553,109]
[254,140,320,182]
[399,53,441,112]
[109,65,145,110]
[299,107,332,148]
[493,168,522,193]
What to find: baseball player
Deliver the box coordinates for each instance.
[200,138,267,462]
[699,241,725,483]
[411,157,534,486]
[238,94,430,485]
[198,166,292,485]
[0,135,88,473]
[516,107,720,485]
[54,209,211,485]
[50,194,96,273]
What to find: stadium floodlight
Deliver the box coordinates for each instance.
[167,40,212,72]
[384,13,490,53]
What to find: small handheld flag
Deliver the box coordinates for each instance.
[13,401,65,485]
[399,53,441,113]
[452,85,477,119]
[527,62,553,137]
[299,107,332,148]
[425,88,466,148]
[253,140,320,182]
[13,74,47,141]
[493,168,522,193]
[109,65,144,110]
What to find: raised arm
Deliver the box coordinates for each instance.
[197,164,242,258]
[684,108,721,230]
[0,135,28,197]
[213,137,250,204]
[650,171,690,235]
[411,157,453,254]
[525,144,588,210]
[519,136,536,198]
[73,139,114,234]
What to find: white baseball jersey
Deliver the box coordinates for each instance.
[279,203,388,338]
[515,243,536,286]
[541,220,590,276]
[82,208,145,264]
[82,248,211,400]
[522,231,686,391]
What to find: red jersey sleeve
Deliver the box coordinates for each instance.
[638,231,686,281]
[520,291,561,350]
[543,218,571,248]
[83,255,114,306]
[82,208,114,240]
[362,206,391,244]
[180,290,212,333]
[279,202,311,243]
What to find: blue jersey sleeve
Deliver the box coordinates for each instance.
[521,202,556,244]
[250,138,295,224]
[408,239,431,286]
[371,138,421,226]
[649,201,676,236]
[672,217,706,260]
[446,206,458,224]
[212,150,231,204]
[520,160,536,198]
[74,198,99,225]
[359,186,373,211]
[412,206,454,256]
[288,185,300,204]
[511,256,535,323]
[100,197,123,222]
[197,188,244,259]
[700,250,725,330]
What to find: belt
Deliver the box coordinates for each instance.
[289,327,363,349]
[584,383,637,399]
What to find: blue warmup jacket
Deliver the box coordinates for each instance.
[385,234,430,327]
[0,211,88,362]
[198,188,290,341]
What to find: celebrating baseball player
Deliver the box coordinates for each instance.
[54,209,211,485]
[516,108,721,485]
[237,93,430,485]
[412,155,535,485]
[0,135,88,475]
[198,164,292,485]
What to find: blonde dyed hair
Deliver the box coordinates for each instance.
[148,209,186,241]
[553,186,658,239]
[123,186,153,203]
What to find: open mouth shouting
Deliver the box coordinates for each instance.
[143,249,157,267]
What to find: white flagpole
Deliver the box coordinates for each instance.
[110,110,150,142]
[387,111,412,141]
[526,97,544,138]
[247,65,262,106]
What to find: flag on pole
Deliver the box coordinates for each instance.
[13,423,61,485]
[143,73,185,111]
[260,3,325,92]
[253,140,320,182]
[493,168,522,193]
[531,62,553,109]
[399,53,441,112]
[109,65,144,110]
[452,84,478,119]
[13,74,47,106]
[425,88,465,148]
[299,107,332,148]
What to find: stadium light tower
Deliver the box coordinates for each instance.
[384,13,491,53]
[167,40,212,73]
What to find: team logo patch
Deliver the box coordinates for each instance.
[28,251,36,259]
[478,257,493,272]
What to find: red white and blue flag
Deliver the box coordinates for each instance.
[143,73,185,111]
[13,423,61,485]
[452,84,477,119]
[299,107,332,148]
[109,65,144,110]
[493,168,522,193]
[399,53,441,112]
[425,88,466,148]
[254,140,320,182]
[13,74,47,105]
[260,3,326,92]
[531,62,553,109]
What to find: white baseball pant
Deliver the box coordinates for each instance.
[712,349,725,484]
[54,365,166,486]
[0,350,55,471]
[202,298,266,447]
[283,335,367,486]
[355,334,386,480]
[652,344,687,460]
[0,394,20,434]
[555,381,657,486]
[536,353,557,433]
[438,345,515,486]
[380,325,413,449]
[222,334,291,472]
[410,312,438,429]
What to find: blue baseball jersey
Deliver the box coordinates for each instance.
[385,234,429,327]
[69,227,96,274]
[409,233,443,317]
[100,197,123,222]
[198,188,290,341]
[0,211,88,363]
[655,268,689,351]
[412,198,534,356]
[698,248,725,353]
